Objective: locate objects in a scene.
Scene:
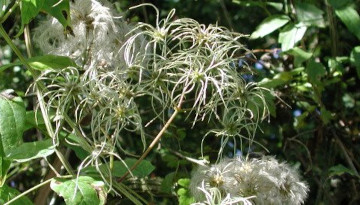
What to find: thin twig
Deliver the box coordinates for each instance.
[325,0,339,57]
[118,107,180,182]
[24,24,33,57]
[34,157,63,205]
[168,148,208,166]
[0,0,19,23]
[219,0,234,30]
[118,94,185,182]
[332,130,359,176]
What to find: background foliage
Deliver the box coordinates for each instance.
[0,0,359,204]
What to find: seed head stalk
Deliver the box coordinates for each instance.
[118,93,185,182]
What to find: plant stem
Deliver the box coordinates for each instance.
[24,24,33,57]
[332,130,359,176]
[219,0,234,30]
[55,149,75,175]
[0,24,75,176]
[0,25,37,77]
[0,0,19,24]
[325,0,339,57]
[112,182,145,205]
[118,107,180,182]
[4,175,72,205]
[118,93,185,182]
[63,113,93,153]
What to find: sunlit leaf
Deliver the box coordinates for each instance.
[259,72,293,88]
[177,178,195,205]
[18,0,45,35]
[250,15,290,39]
[0,96,25,185]
[0,55,77,72]
[110,159,155,178]
[335,6,360,40]
[279,23,307,51]
[329,164,359,177]
[342,93,355,108]
[42,0,73,34]
[6,139,55,162]
[285,47,313,66]
[295,2,324,27]
[51,176,105,205]
[0,96,25,156]
[0,157,10,186]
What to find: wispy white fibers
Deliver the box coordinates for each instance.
[190,156,309,205]
[33,0,135,74]
[32,0,146,173]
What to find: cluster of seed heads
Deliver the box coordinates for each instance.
[190,156,309,205]
[31,0,280,195]
[33,0,271,159]
[33,0,146,152]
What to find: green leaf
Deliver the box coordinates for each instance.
[279,23,307,51]
[51,176,104,205]
[42,0,73,35]
[177,178,195,205]
[305,59,326,84]
[178,178,191,187]
[163,154,185,168]
[266,66,305,87]
[176,128,187,140]
[267,2,283,11]
[285,47,313,66]
[0,96,25,156]
[24,111,45,131]
[0,157,11,186]
[250,15,290,39]
[246,89,275,119]
[85,158,155,179]
[342,93,355,108]
[350,46,360,78]
[328,0,353,10]
[232,1,283,11]
[295,2,324,27]
[27,55,78,71]
[319,107,332,125]
[0,184,33,205]
[18,0,45,36]
[6,139,55,162]
[259,72,294,88]
[328,58,345,76]
[335,6,360,40]
[0,55,77,72]
[329,164,359,177]
[161,172,176,194]
[62,133,89,160]
[110,159,155,178]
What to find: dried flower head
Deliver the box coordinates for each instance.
[190,156,309,205]
[33,0,134,72]
[32,0,147,177]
